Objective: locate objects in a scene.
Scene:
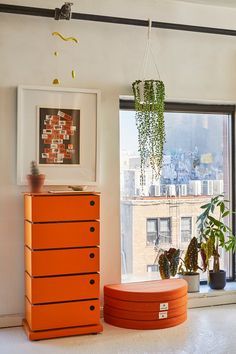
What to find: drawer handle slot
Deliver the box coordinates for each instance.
[90,200,95,206]
[90,305,95,311]
[89,253,95,259]
[90,279,95,285]
[90,226,95,232]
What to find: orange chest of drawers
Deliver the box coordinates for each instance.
[23,192,103,341]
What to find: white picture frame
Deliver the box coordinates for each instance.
[17,85,100,186]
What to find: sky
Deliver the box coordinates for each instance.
[119,110,228,156]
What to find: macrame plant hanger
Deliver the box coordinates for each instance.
[140,19,161,83]
[132,18,166,192]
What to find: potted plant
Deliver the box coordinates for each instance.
[27,161,45,193]
[197,194,235,289]
[178,237,200,293]
[155,248,180,279]
[132,80,165,186]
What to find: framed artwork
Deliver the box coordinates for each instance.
[17,85,100,185]
[38,107,80,165]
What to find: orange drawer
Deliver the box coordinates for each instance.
[26,272,99,304]
[25,297,100,331]
[25,247,99,276]
[25,221,99,250]
[24,194,99,222]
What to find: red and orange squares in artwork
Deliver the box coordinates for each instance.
[39,108,80,165]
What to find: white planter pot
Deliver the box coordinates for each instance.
[178,273,200,293]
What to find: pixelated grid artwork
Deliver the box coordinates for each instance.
[38,108,80,165]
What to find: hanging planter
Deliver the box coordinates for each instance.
[132,19,166,187]
[132,79,165,186]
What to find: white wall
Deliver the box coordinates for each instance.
[1,0,236,319]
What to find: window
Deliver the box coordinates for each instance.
[146,219,158,246]
[146,218,171,246]
[120,101,234,283]
[181,217,192,242]
[159,218,171,244]
[147,264,159,272]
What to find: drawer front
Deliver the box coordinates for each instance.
[26,297,100,331]
[24,194,99,222]
[25,247,99,276]
[26,272,100,304]
[25,221,100,250]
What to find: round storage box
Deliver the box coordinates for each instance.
[104,279,188,330]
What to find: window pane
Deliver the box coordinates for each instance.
[181,218,191,231]
[181,217,192,243]
[120,108,232,283]
[160,218,170,232]
[159,218,171,244]
[147,264,159,272]
[146,219,157,246]
[147,219,157,232]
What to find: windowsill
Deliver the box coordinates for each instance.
[188,282,236,308]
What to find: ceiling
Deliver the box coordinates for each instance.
[179,0,236,7]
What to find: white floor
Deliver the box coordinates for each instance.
[0,305,235,354]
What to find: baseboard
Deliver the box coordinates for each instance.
[0,314,23,328]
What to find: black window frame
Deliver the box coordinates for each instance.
[120,99,236,282]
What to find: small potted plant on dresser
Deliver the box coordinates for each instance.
[27,161,45,193]
[178,237,200,293]
[197,194,235,290]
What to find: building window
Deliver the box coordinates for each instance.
[146,218,171,245]
[147,264,159,272]
[181,217,192,242]
[146,219,158,246]
[159,218,171,244]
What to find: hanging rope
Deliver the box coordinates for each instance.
[139,19,161,81]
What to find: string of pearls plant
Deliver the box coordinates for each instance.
[132,79,165,187]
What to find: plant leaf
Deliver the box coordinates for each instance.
[222,210,230,218]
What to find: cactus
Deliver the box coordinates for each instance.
[183,237,198,273]
[30,161,40,176]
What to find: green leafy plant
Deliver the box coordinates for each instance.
[157,248,180,279]
[197,194,235,273]
[132,80,165,186]
[178,237,199,274]
[30,161,40,176]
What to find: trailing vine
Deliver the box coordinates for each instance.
[132,80,165,186]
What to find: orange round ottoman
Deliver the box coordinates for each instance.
[104,279,187,330]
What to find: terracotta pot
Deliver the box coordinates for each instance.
[178,272,200,293]
[208,270,226,290]
[27,174,45,193]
